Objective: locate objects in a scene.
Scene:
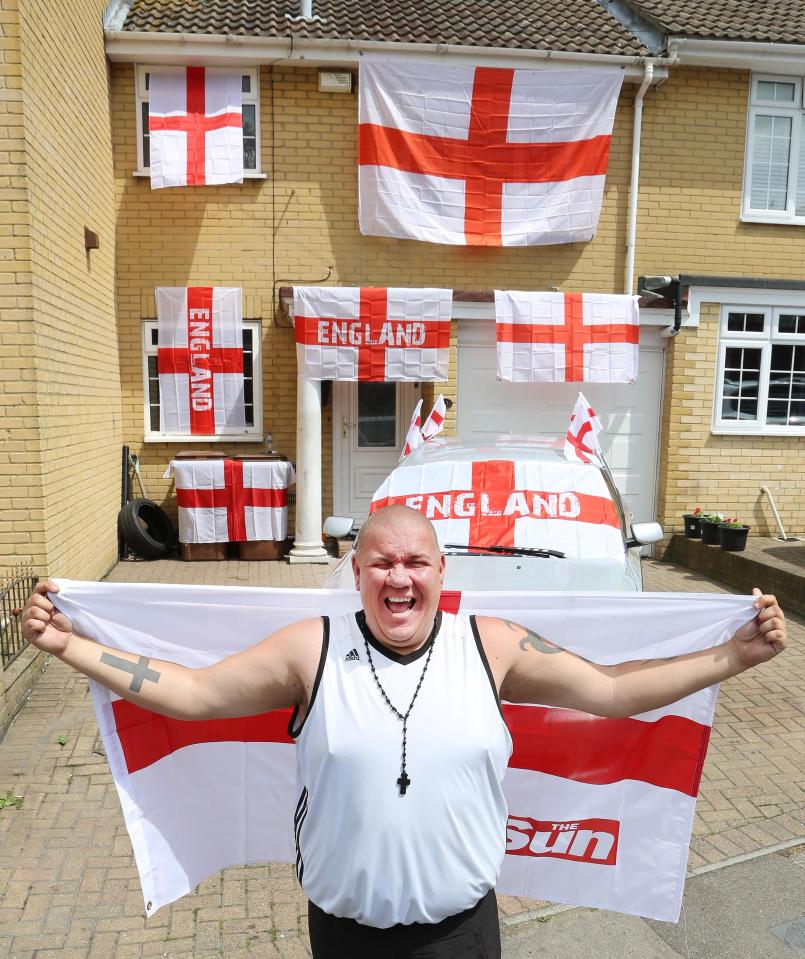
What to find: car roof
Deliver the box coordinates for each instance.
[402,434,586,469]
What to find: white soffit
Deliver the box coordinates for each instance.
[670,36,805,75]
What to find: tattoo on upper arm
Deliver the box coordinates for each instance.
[503,619,563,655]
[100,652,161,692]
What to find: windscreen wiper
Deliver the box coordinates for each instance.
[444,544,566,559]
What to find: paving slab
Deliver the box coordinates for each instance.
[0,556,801,958]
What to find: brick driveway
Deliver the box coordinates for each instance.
[0,557,802,958]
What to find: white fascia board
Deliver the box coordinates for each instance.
[104,30,669,80]
[687,285,805,325]
[671,35,805,75]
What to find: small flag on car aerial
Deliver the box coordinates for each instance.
[564,392,604,466]
[421,394,447,440]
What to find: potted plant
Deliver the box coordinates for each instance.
[719,517,750,552]
[682,506,704,538]
[699,513,725,545]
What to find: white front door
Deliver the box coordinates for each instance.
[333,381,419,523]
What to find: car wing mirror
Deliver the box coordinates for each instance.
[323,516,355,539]
[626,521,664,548]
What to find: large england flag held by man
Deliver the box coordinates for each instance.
[359,59,623,246]
[495,290,640,382]
[149,68,243,189]
[157,287,245,435]
[294,286,452,381]
[52,582,755,922]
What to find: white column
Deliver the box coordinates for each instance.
[289,375,330,564]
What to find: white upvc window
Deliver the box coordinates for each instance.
[141,320,264,442]
[713,304,805,435]
[742,74,805,224]
[134,66,262,176]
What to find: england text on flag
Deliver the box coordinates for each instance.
[359,59,623,247]
[293,286,452,381]
[495,291,640,383]
[565,393,604,465]
[53,580,756,921]
[149,68,243,189]
[157,287,245,435]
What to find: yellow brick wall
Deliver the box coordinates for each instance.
[15,0,121,579]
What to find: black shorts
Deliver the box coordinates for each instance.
[307,889,501,959]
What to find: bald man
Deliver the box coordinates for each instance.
[22,505,787,959]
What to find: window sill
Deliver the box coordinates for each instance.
[144,433,265,444]
[132,171,268,180]
[740,212,805,226]
[711,426,805,437]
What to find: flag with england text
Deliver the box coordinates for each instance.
[157,287,245,435]
[53,581,755,921]
[495,291,640,382]
[359,59,623,247]
[165,459,296,543]
[149,68,243,189]
[293,286,452,381]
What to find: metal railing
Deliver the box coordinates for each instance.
[1,567,38,669]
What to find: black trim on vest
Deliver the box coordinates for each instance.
[355,610,442,665]
[288,617,329,739]
[470,615,505,721]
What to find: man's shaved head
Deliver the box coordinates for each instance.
[354,505,441,558]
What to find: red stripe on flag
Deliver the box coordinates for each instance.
[112,699,295,775]
[176,487,229,509]
[469,460,517,548]
[438,590,462,614]
[504,703,711,797]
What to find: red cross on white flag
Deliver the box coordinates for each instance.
[171,459,296,543]
[565,393,604,465]
[157,287,245,435]
[359,59,623,246]
[371,458,623,560]
[149,68,243,189]
[293,286,452,381]
[495,291,640,383]
[421,394,447,440]
[400,399,424,462]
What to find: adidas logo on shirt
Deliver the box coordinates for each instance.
[345,648,360,662]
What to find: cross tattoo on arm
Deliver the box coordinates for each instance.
[100,653,161,693]
[503,620,564,655]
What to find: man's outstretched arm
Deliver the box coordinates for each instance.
[480,590,787,718]
[21,580,319,721]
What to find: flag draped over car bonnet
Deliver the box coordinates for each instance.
[53,581,755,922]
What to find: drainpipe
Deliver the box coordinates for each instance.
[624,61,654,294]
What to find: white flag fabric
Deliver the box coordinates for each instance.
[51,581,755,921]
[149,68,243,189]
[371,456,623,560]
[421,394,447,440]
[157,287,245,435]
[293,286,452,381]
[169,459,296,543]
[495,291,640,382]
[400,399,424,461]
[359,58,623,247]
[565,393,604,465]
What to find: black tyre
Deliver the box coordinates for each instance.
[118,498,175,559]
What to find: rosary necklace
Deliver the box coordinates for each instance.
[360,613,439,796]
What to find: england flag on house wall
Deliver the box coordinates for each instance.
[157,287,245,435]
[358,58,623,246]
[495,291,640,382]
[293,286,452,381]
[149,68,243,189]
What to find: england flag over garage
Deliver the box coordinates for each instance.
[293,286,452,381]
[371,457,624,560]
[156,287,245,435]
[495,290,640,382]
[51,580,756,922]
[358,58,623,246]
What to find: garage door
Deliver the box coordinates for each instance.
[456,320,665,526]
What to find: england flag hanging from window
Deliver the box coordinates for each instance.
[149,68,243,189]
[157,287,245,435]
[358,58,623,246]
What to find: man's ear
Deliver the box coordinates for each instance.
[351,553,360,588]
[438,552,446,583]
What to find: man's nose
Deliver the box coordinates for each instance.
[386,563,410,586]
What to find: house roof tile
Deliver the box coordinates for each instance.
[626,0,805,45]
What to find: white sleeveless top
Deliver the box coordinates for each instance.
[291,611,512,928]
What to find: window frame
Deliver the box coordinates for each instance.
[713,303,805,435]
[134,65,264,178]
[742,73,805,225]
[141,319,264,443]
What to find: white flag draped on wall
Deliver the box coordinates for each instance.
[52,581,755,922]
[156,287,245,435]
[293,286,452,381]
[359,58,623,246]
[149,67,243,189]
[495,291,640,382]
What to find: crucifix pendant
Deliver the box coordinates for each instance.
[397,772,411,796]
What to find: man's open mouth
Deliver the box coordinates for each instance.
[385,597,415,612]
